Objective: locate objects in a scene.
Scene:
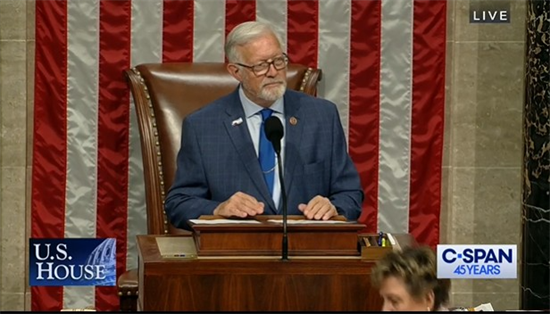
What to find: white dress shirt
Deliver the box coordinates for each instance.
[239,86,286,211]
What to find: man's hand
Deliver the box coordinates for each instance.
[298,195,338,220]
[213,192,264,218]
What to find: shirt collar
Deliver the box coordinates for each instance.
[239,85,284,119]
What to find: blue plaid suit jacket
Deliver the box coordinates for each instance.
[165,88,364,229]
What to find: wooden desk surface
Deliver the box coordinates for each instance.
[137,233,414,311]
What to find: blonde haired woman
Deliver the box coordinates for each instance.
[371,246,452,311]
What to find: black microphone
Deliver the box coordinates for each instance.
[264,116,288,261]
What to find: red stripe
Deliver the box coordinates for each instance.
[350,0,382,234]
[31,1,67,311]
[409,0,447,247]
[287,0,318,67]
[96,0,131,310]
[225,0,256,41]
[162,0,194,62]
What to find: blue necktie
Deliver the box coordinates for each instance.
[259,109,275,196]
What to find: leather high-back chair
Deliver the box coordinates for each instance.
[117,62,322,311]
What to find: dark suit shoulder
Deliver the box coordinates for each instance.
[285,89,339,116]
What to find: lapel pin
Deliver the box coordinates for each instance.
[232,117,243,126]
[290,117,298,125]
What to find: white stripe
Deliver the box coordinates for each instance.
[193,0,225,62]
[64,0,98,308]
[378,0,413,234]
[131,0,163,67]
[127,0,163,271]
[256,0,287,52]
[318,0,351,142]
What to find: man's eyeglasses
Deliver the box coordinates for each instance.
[235,53,289,76]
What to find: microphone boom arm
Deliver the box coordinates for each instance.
[264,116,288,261]
[275,149,288,260]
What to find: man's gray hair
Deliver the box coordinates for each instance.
[225,21,283,63]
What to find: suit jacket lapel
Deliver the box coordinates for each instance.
[223,89,277,212]
[282,91,303,196]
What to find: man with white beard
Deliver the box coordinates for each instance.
[165,21,363,230]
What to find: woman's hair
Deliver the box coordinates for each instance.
[224,21,284,63]
[371,246,451,311]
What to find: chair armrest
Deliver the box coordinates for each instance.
[118,269,138,312]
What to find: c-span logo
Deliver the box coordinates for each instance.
[437,245,517,279]
[29,238,116,286]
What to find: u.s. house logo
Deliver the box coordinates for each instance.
[437,245,517,279]
[29,238,116,286]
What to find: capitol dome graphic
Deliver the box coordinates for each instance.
[85,239,116,286]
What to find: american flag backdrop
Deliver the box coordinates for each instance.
[31,0,446,311]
